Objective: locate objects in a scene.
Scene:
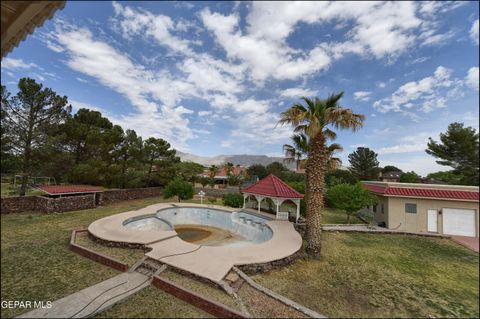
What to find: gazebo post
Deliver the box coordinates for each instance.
[295,199,300,223]
[243,194,248,208]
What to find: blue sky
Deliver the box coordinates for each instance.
[1,1,479,175]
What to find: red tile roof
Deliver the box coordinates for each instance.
[241,174,304,199]
[36,185,103,195]
[363,183,479,201]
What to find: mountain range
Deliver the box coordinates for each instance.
[176,151,296,170]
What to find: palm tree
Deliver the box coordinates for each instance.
[326,143,343,171]
[224,162,234,176]
[279,93,364,258]
[209,165,218,178]
[283,134,308,171]
[284,133,343,172]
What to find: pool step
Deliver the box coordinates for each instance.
[132,257,167,277]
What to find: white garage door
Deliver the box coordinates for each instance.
[443,208,476,237]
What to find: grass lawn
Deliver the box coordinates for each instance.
[1,182,46,197]
[253,232,479,318]
[322,207,365,224]
[0,196,220,318]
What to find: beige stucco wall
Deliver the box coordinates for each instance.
[383,196,479,236]
[372,196,389,226]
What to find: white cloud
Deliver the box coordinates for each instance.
[377,82,386,88]
[111,1,192,54]
[1,58,37,70]
[76,77,88,83]
[377,142,426,155]
[379,155,448,176]
[45,22,196,149]
[70,99,106,113]
[280,87,318,98]
[465,67,479,91]
[373,66,460,115]
[220,140,232,148]
[470,19,479,45]
[198,110,212,117]
[353,91,372,101]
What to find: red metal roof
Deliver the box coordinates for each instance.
[36,185,103,195]
[363,183,479,201]
[241,174,304,199]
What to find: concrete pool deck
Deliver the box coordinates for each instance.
[88,203,302,283]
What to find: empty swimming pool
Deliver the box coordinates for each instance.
[123,207,273,246]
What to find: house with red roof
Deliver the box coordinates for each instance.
[362,181,479,237]
[241,174,303,222]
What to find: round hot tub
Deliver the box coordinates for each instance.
[123,207,273,246]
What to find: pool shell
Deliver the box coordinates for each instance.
[123,207,274,246]
[88,203,302,283]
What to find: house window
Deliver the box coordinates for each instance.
[373,204,377,213]
[381,204,385,214]
[405,203,417,214]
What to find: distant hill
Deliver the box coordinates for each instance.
[176,151,296,170]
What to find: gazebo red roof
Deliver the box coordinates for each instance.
[241,174,304,199]
[362,183,479,201]
[36,185,103,195]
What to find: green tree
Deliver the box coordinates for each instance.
[266,161,288,176]
[116,129,143,188]
[246,164,268,180]
[175,161,204,182]
[326,183,376,223]
[348,147,380,180]
[222,193,244,208]
[279,93,365,258]
[1,78,71,195]
[382,165,402,174]
[163,178,194,202]
[0,86,19,173]
[426,123,479,185]
[142,137,178,187]
[209,165,219,178]
[399,171,420,183]
[227,174,242,186]
[427,170,464,184]
[198,176,210,188]
[325,169,358,188]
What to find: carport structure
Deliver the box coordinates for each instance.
[241,174,304,222]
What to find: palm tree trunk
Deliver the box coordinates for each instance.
[305,133,327,259]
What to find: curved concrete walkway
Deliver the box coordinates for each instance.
[89,203,302,283]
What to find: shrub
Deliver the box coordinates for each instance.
[326,183,376,223]
[163,178,194,202]
[207,197,216,204]
[222,193,244,208]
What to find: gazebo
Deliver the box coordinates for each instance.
[241,174,304,222]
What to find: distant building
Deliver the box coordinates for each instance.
[379,171,402,182]
[198,165,247,187]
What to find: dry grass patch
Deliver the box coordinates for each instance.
[253,232,479,318]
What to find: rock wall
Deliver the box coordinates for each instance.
[100,187,162,204]
[0,196,38,214]
[0,195,95,214]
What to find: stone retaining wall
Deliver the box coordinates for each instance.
[237,249,305,274]
[100,187,162,204]
[194,187,240,198]
[1,195,95,214]
[1,186,163,214]
[0,195,37,214]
